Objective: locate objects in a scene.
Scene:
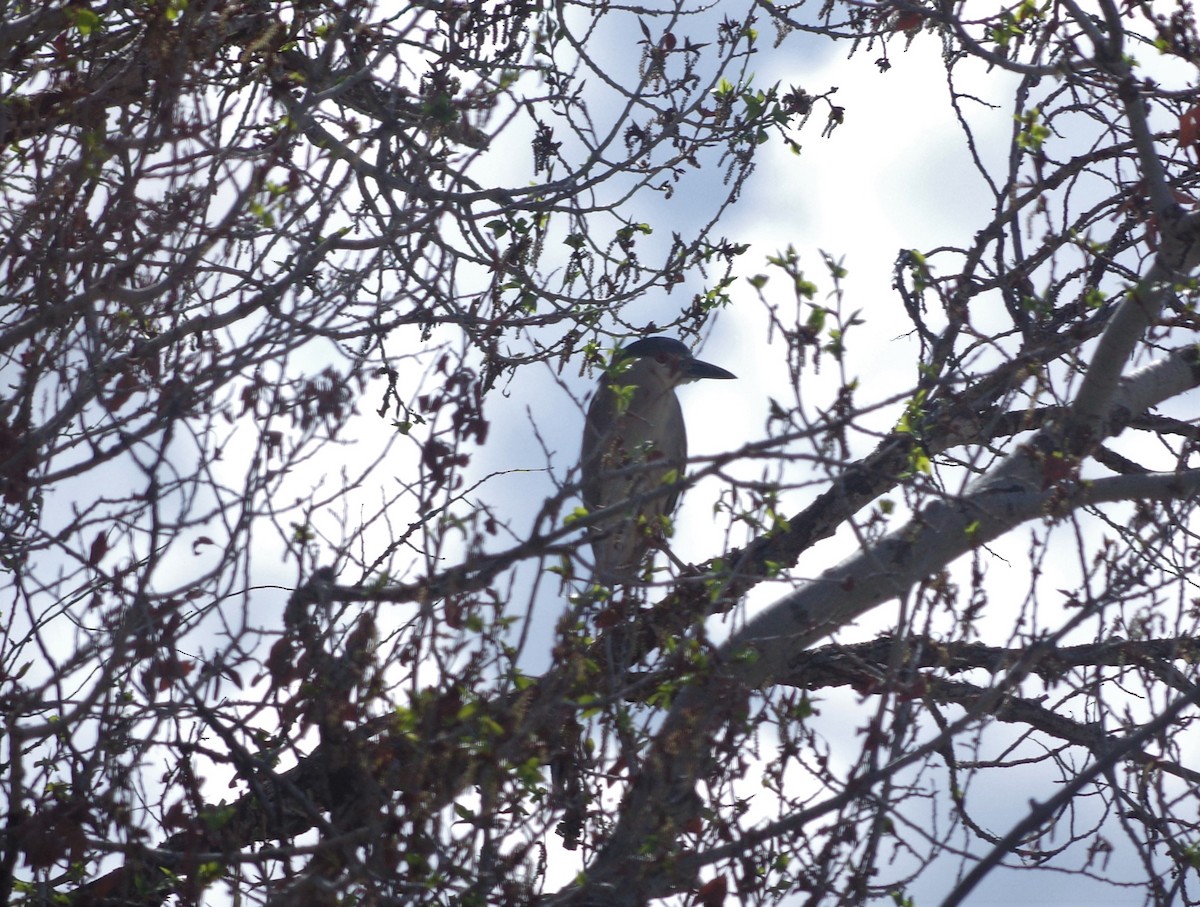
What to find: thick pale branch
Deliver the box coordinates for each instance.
[1069,211,1200,434]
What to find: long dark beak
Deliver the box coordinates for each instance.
[686,358,737,380]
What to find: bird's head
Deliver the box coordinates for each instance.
[614,336,737,387]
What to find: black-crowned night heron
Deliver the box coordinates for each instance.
[579,336,736,584]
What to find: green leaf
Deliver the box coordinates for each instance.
[68,7,102,35]
[795,276,817,299]
[609,383,636,416]
[512,672,535,691]
[563,506,590,526]
[909,448,932,475]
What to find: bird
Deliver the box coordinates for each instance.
[579,336,736,585]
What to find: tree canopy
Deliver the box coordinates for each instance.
[3,1,1200,905]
